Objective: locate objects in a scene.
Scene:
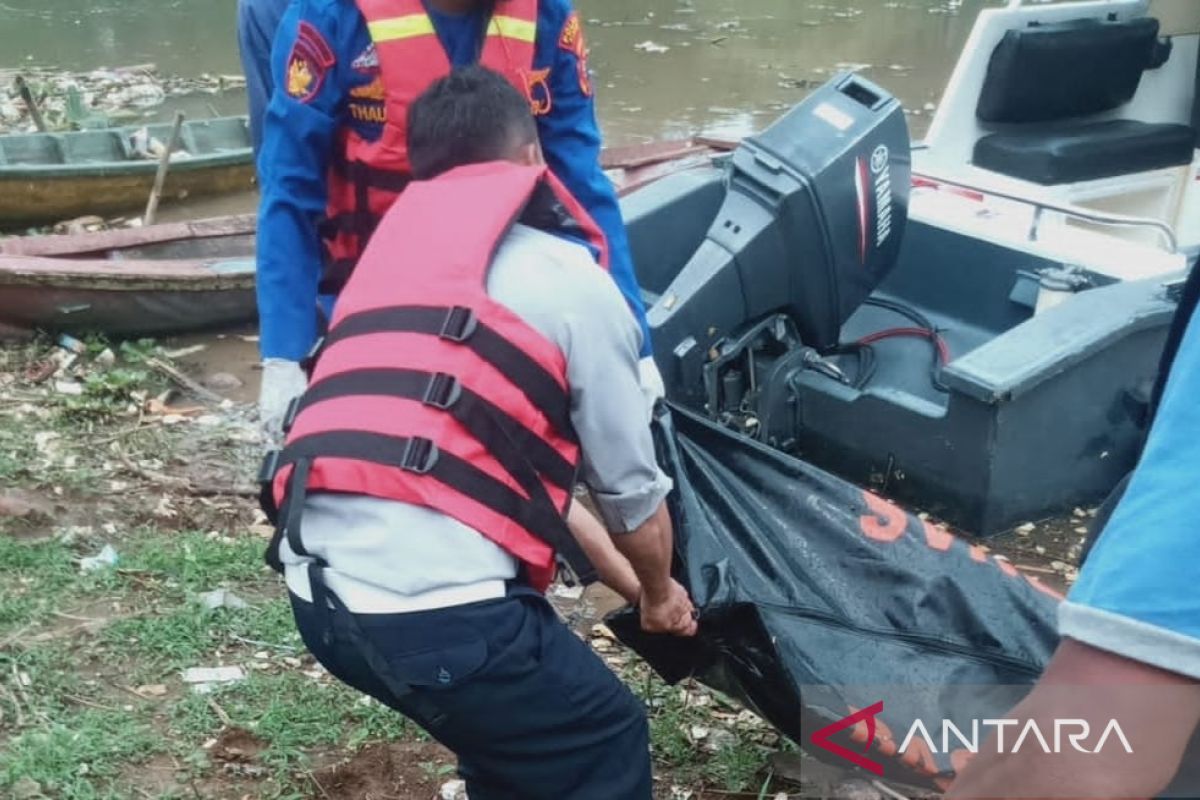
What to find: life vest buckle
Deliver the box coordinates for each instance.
[400,437,440,474]
[258,449,282,485]
[423,372,463,410]
[257,449,283,525]
[300,335,326,379]
[282,396,302,434]
[439,306,478,342]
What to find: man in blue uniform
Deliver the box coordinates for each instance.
[253,0,660,438]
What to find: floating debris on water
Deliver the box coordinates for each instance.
[634,40,671,54]
[0,65,245,135]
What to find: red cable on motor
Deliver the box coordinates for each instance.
[857,327,952,365]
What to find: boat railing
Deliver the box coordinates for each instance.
[911,170,1180,254]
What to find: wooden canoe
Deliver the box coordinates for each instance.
[0,215,255,338]
[0,137,735,339]
[0,117,254,227]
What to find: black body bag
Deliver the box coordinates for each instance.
[609,405,1061,789]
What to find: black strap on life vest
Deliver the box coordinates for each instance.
[318,157,412,295]
[274,429,594,582]
[296,367,577,492]
[319,304,576,442]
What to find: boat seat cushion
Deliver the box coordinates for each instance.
[973,120,1195,185]
[977,17,1161,124]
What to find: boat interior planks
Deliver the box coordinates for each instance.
[0,117,254,226]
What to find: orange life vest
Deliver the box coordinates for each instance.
[321,0,539,294]
[272,161,609,592]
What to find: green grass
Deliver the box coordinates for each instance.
[121,529,272,592]
[172,671,415,776]
[0,537,84,635]
[0,707,162,800]
[102,597,299,679]
[629,667,773,793]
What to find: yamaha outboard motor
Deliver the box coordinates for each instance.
[650,73,911,434]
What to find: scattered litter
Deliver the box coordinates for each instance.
[57,334,87,354]
[550,583,584,600]
[135,684,168,697]
[440,779,468,800]
[94,348,116,367]
[634,40,671,53]
[1015,522,1036,535]
[200,588,249,611]
[79,544,119,572]
[182,666,246,694]
[163,344,207,359]
[706,727,738,751]
[202,372,243,392]
[54,380,84,396]
[591,623,616,640]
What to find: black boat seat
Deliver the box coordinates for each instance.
[974,120,1196,185]
[970,16,1196,185]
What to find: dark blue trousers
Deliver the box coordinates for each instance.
[290,586,653,799]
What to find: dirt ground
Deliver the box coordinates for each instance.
[0,335,1083,800]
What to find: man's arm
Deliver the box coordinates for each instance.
[536,5,653,357]
[257,1,345,363]
[549,239,694,637]
[567,501,640,605]
[948,640,1200,800]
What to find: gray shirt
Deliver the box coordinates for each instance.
[283,223,671,611]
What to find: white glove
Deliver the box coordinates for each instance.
[638,356,666,423]
[258,359,308,445]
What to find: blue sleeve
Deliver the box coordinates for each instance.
[1060,304,1200,676]
[534,3,653,357]
[256,0,348,361]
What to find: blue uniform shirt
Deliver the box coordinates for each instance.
[1059,302,1200,680]
[256,0,651,361]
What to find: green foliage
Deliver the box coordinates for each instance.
[172,670,414,779]
[0,538,81,635]
[628,667,772,793]
[122,529,270,591]
[103,597,299,678]
[0,708,162,799]
[59,367,151,421]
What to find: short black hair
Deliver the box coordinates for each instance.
[407,66,537,180]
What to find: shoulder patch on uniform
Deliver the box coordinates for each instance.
[558,12,583,52]
[558,12,593,97]
[286,20,336,103]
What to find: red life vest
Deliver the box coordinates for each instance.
[321,0,540,294]
[274,161,609,592]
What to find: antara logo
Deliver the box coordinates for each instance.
[811,702,887,775]
[811,702,1134,778]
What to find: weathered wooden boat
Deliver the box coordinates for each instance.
[0,214,256,338]
[625,0,1199,536]
[0,140,734,339]
[0,116,255,226]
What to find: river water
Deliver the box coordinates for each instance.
[2,0,998,370]
[0,0,996,143]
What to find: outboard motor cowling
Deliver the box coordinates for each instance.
[650,73,911,408]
